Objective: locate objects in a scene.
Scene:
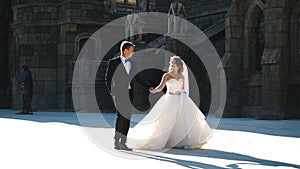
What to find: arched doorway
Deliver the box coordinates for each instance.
[244,5,265,76]
[242,3,265,117]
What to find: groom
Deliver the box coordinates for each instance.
[105,41,151,151]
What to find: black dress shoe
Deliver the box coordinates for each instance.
[114,145,120,150]
[114,142,120,150]
[119,143,132,151]
[16,112,33,115]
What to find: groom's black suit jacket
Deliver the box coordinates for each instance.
[105,56,150,118]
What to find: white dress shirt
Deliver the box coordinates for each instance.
[120,55,132,89]
[120,55,131,74]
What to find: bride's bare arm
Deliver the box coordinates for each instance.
[181,74,185,90]
[149,73,170,93]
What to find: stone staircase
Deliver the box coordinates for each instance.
[136,18,225,51]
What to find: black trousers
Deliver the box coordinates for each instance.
[22,87,32,113]
[115,89,134,143]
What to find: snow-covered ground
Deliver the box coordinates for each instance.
[0,109,299,169]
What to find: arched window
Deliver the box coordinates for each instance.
[10,32,19,77]
[115,0,138,13]
[128,0,137,5]
[254,12,265,72]
[115,0,124,4]
[254,13,265,72]
[244,5,265,77]
[79,38,88,54]
[77,38,89,59]
[68,35,91,85]
[116,0,136,5]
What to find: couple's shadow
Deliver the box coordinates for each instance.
[124,149,300,169]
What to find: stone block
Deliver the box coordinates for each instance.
[37,12,50,20]
[40,33,51,44]
[57,69,67,82]
[34,68,56,81]
[256,107,289,120]
[241,106,261,118]
[19,45,34,56]
[222,104,241,118]
[252,87,262,105]
[227,38,243,51]
[265,32,289,47]
[19,34,28,45]
[269,64,288,77]
[50,12,57,20]
[46,6,57,13]
[82,4,93,10]
[23,13,35,21]
[264,7,288,20]
[226,26,243,39]
[28,34,40,44]
[266,0,288,8]
[33,80,44,95]
[262,90,287,107]
[57,43,74,56]
[63,32,76,43]
[19,56,38,67]
[38,44,57,68]
[261,48,281,64]
[56,55,68,68]
[56,95,67,109]
[66,24,77,32]
[37,94,56,108]
[34,7,45,13]
[44,80,56,94]
[225,16,244,27]
[31,95,37,110]
[265,19,288,33]
[59,83,70,100]
[12,95,22,109]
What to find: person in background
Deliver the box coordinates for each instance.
[16,65,33,115]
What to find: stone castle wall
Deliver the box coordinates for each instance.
[1,0,299,119]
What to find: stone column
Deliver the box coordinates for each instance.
[257,0,289,119]
[57,23,75,110]
[222,2,244,117]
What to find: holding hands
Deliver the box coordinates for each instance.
[149,87,156,93]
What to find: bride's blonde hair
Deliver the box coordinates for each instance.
[168,56,184,73]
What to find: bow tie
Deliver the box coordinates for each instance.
[125,59,130,63]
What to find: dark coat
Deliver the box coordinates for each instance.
[105,56,151,118]
[105,56,150,96]
[16,70,33,92]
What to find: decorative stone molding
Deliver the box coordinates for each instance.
[261,48,281,65]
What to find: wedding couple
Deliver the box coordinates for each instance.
[105,41,212,151]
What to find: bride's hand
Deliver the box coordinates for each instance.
[149,87,155,93]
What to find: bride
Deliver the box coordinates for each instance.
[127,56,212,150]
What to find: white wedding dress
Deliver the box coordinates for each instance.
[127,78,212,150]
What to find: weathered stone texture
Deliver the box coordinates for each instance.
[0,0,298,118]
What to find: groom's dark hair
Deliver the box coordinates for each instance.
[120,41,135,52]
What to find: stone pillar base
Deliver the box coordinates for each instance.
[218,105,241,118]
[256,107,289,120]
